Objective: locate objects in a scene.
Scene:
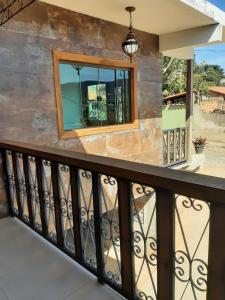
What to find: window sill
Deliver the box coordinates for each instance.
[59,121,139,139]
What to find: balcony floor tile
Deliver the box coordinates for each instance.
[65,281,124,300]
[0,218,123,300]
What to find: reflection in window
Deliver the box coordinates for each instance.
[59,62,131,131]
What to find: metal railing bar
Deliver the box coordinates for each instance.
[0,141,224,203]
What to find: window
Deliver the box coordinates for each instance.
[53,51,138,138]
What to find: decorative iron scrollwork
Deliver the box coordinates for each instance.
[174,251,208,292]
[105,271,121,286]
[181,197,205,211]
[42,160,57,241]
[137,291,154,300]
[43,160,51,167]
[174,195,209,299]
[136,184,152,196]
[60,164,69,173]
[133,232,157,266]
[78,169,97,270]
[100,174,121,286]
[58,163,74,253]
[103,175,116,185]
[81,170,91,179]
[27,156,42,231]
[132,183,157,300]
[6,151,18,215]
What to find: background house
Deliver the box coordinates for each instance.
[208,86,225,102]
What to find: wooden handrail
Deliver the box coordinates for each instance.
[1,139,225,300]
[0,140,224,203]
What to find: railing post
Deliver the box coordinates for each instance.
[36,157,48,236]
[179,128,182,161]
[12,151,23,219]
[70,166,83,261]
[156,188,175,300]
[22,154,34,227]
[167,131,171,164]
[163,131,168,166]
[174,129,177,162]
[118,179,135,300]
[207,202,225,300]
[51,162,64,247]
[185,59,193,161]
[92,172,104,284]
[1,149,13,217]
[185,127,188,160]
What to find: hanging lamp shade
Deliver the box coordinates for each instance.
[122,6,140,62]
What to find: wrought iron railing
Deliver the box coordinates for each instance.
[163,127,188,166]
[0,140,225,300]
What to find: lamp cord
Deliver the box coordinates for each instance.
[129,11,133,31]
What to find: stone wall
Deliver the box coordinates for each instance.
[0,2,162,216]
[193,104,225,143]
[199,97,225,112]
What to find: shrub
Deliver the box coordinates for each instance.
[193,137,207,146]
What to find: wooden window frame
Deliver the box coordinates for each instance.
[53,50,138,139]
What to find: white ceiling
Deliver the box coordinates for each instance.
[40,0,224,35]
[40,0,225,58]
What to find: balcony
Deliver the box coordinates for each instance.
[0,217,123,300]
[0,140,225,300]
[163,127,188,166]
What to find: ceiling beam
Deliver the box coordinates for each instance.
[161,47,194,60]
[160,24,223,55]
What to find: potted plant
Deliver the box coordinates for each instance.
[193,137,207,154]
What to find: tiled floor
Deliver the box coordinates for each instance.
[0,218,124,300]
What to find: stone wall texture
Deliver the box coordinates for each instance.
[193,104,225,143]
[200,97,225,113]
[0,2,163,216]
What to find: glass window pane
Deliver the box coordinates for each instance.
[115,69,131,124]
[124,70,131,123]
[59,63,83,130]
[99,68,115,125]
[58,61,132,131]
[80,66,99,128]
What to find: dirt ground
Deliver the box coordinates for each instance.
[196,140,225,179]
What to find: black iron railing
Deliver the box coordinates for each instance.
[163,127,188,166]
[0,140,225,300]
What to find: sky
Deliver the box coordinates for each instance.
[194,0,225,71]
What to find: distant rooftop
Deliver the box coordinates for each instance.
[164,92,186,100]
[209,86,225,96]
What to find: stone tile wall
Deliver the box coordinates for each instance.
[0,2,163,216]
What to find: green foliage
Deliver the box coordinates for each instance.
[194,62,225,99]
[193,136,207,146]
[163,57,186,97]
[220,79,225,86]
[163,56,225,99]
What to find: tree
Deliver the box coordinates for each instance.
[220,79,225,86]
[162,57,186,97]
[163,56,225,100]
[193,61,225,101]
